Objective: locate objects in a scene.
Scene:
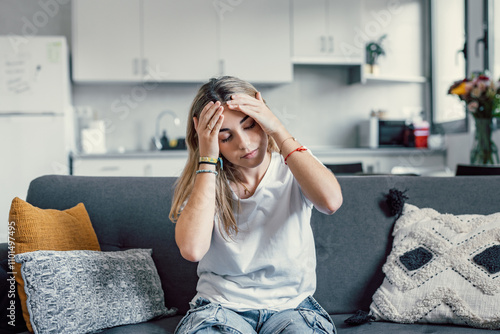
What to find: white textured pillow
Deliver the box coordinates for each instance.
[369,204,500,329]
[16,249,169,334]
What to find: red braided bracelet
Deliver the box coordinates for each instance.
[284,146,307,165]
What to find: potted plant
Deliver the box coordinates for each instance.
[365,34,387,75]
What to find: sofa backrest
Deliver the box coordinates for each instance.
[26,175,500,315]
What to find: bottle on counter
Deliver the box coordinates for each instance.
[410,112,429,149]
[414,121,429,148]
[160,130,169,150]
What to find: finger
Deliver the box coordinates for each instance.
[227,98,257,111]
[256,91,264,102]
[201,101,221,120]
[198,101,213,124]
[214,114,224,131]
[207,106,224,132]
[229,94,259,105]
[201,101,220,127]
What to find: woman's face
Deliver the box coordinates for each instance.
[217,106,268,169]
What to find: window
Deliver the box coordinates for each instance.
[430,0,467,133]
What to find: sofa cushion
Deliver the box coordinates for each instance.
[369,203,500,329]
[15,249,170,334]
[8,197,101,332]
[333,314,496,333]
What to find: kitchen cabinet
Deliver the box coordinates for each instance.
[72,154,188,177]
[73,0,217,82]
[219,0,292,83]
[291,0,363,64]
[142,0,219,82]
[72,0,291,83]
[72,0,142,81]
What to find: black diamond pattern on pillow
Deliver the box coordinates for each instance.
[473,245,500,274]
[399,247,433,271]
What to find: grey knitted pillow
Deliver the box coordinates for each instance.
[16,249,169,334]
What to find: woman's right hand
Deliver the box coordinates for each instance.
[193,101,224,158]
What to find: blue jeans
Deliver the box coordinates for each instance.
[174,295,336,334]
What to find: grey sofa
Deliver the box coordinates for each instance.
[2,174,499,333]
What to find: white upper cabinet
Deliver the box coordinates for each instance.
[292,0,328,58]
[72,0,292,83]
[219,0,292,83]
[142,0,219,82]
[72,0,142,81]
[292,0,362,64]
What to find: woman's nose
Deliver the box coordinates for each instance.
[235,132,250,150]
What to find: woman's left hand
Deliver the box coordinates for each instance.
[226,92,283,135]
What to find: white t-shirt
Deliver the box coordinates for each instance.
[193,152,317,311]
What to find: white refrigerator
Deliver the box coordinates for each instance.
[0,36,74,242]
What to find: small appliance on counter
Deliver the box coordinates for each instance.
[359,118,408,148]
[75,106,106,154]
[358,110,429,148]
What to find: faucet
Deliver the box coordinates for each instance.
[153,110,181,150]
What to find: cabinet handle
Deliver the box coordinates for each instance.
[219,59,225,76]
[100,166,120,172]
[321,36,326,53]
[142,59,149,76]
[133,58,139,76]
[329,36,334,53]
[144,164,152,176]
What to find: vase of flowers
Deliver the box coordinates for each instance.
[448,73,500,165]
[365,34,386,75]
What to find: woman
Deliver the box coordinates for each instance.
[170,76,342,334]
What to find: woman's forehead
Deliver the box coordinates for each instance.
[221,107,246,121]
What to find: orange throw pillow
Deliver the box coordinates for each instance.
[9,197,101,332]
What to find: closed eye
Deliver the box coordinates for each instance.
[245,120,256,130]
[220,120,256,143]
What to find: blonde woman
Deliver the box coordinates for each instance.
[170,76,342,334]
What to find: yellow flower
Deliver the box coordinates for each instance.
[450,82,467,95]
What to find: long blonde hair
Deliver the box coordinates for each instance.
[169,76,278,238]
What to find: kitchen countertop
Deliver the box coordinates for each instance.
[71,147,446,159]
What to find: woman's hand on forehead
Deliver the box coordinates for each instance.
[226,92,283,135]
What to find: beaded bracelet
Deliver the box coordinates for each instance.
[284,146,308,165]
[196,169,218,176]
[199,157,223,170]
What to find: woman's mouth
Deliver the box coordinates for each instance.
[241,149,258,159]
